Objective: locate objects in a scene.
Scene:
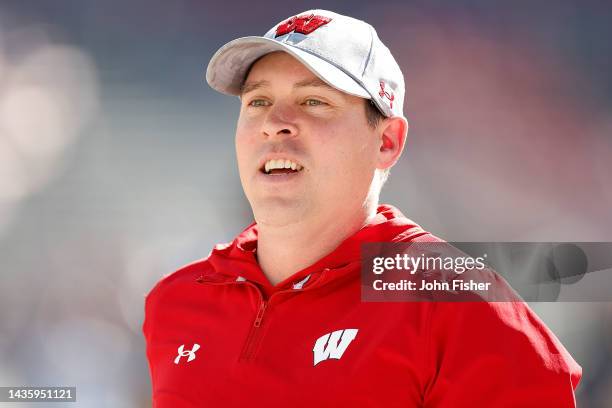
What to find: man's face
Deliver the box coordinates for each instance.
[235,51,381,226]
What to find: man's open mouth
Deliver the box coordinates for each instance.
[261,159,304,175]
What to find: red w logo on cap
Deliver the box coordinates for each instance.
[275,14,332,38]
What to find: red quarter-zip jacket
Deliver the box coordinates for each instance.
[143,204,582,407]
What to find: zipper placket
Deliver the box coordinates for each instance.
[238,281,272,362]
[195,277,267,362]
[253,299,267,327]
[238,272,330,362]
[197,270,331,363]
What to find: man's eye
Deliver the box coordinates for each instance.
[304,99,325,106]
[248,99,269,107]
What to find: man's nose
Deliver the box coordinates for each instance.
[262,103,298,139]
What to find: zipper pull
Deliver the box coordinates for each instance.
[254,300,268,327]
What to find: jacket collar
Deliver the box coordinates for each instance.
[207,204,430,292]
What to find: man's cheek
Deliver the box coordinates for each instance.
[235,130,258,154]
[234,145,252,175]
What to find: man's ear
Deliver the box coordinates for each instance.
[377,116,408,170]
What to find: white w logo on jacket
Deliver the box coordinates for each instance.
[312,329,358,366]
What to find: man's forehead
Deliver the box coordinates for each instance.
[240,76,342,97]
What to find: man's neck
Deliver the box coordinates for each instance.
[256,204,377,286]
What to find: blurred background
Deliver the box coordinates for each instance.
[0,0,610,406]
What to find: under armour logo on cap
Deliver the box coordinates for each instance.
[379,81,394,109]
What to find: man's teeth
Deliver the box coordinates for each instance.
[264,159,303,173]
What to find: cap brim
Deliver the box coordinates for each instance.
[205,36,370,99]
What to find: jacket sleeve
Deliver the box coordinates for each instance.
[422,300,582,407]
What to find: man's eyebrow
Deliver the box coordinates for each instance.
[240,80,270,96]
[239,78,340,96]
[293,78,338,93]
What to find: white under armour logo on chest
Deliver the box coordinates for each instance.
[174,343,201,364]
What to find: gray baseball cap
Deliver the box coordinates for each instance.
[205,9,405,118]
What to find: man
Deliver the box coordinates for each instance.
[143,9,581,407]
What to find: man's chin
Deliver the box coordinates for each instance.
[251,198,309,227]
